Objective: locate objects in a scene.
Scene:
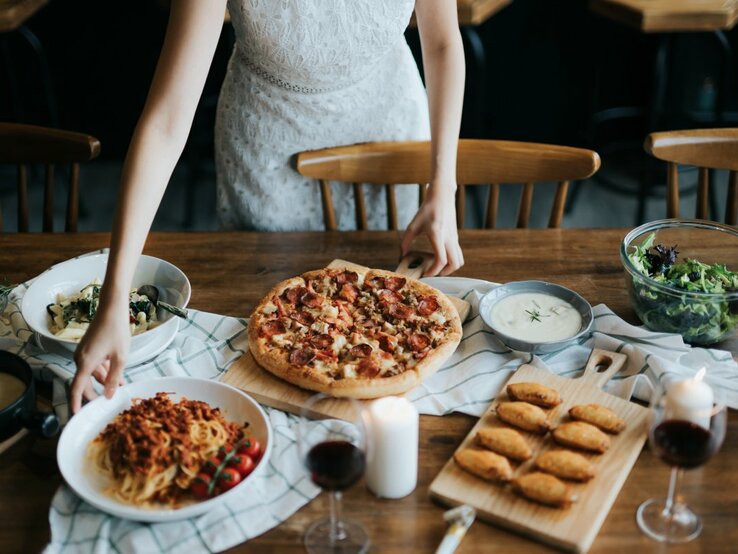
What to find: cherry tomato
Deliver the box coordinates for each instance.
[218,467,242,491]
[190,473,212,499]
[229,454,255,478]
[218,443,236,460]
[202,456,221,476]
[238,438,262,461]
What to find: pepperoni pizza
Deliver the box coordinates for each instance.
[247,266,463,398]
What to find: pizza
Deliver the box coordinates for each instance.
[247,266,463,399]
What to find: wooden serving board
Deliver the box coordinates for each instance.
[429,349,649,554]
[221,256,470,420]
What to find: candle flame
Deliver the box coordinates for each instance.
[694,367,706,383]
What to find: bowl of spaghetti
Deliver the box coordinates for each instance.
[57,377,272,522]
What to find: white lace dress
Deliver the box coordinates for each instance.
[215,0,430,231]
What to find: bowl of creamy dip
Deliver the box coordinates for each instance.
[479,281,593,353]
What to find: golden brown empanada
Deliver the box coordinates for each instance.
[535,449,596,482]
[475,427,533,462]
[495,401,550,435]
[569,404,626,434]
[513,472,574,507]
[552,421,610,453]
[454,448,513,482]
[507,382,562,408]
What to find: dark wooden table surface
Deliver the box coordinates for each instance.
[1,229,736,553]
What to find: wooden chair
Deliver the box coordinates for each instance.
[295,139,601,230]
[0,122,101,232]
[644,128,738,225]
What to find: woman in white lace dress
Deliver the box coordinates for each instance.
[70,0,465,411]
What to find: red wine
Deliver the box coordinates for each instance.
[651,419,718,468]
[307,440,366,490]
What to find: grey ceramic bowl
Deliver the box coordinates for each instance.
[479,280,594,353]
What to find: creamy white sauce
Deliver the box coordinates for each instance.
[0,373,26,410]
[488,292,582,342]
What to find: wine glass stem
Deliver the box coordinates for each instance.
[663,466,683,519]
[329,490,347,543]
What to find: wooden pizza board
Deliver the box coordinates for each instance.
[429,348,649,554]
[221,256,470,420]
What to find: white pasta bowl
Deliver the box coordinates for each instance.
[57,377,273,522]
[21,252,191,353]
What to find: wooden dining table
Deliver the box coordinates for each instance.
[1,228,736,554]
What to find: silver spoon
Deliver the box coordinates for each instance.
[136,285,188,320]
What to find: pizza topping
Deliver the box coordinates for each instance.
[378,334,396,353]
[388,303,414,320]
[407,333,431,352]
[310,333,334,349]
[335,271,358,285]
[366,276,385,289]
[356,358,380,378]
[300,291,324,308]
[377,289,403,305]
[262,302,278,315]
[339,284,360,303]
[349,343,373,358]
[291,310,315,326]
[417,296,440,316]
[260,320,286,337]
[289,348,315,366]
[384,276,407,292]
[283,286,306,305]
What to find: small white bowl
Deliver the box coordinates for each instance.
[57,377,273,522]
[21,253,191,353]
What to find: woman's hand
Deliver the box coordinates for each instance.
[70,298,130,414]
[401,183,464,276]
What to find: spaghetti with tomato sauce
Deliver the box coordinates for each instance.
[88,392,255,507]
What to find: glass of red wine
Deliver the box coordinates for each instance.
[297,393,369,554]
[636,376,727,543]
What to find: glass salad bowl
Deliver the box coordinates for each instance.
[620,219,738,346]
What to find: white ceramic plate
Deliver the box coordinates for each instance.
[21,253,191,353]
[57,377,273,522]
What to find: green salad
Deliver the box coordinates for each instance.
[627,232,738,345]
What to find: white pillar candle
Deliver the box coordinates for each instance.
[665,371,714,429]
[365,396,418,499]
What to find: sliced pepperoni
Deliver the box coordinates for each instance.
[290,310,315,326]
[378,335,396,353]
[289,348,315,366]
[388,303,414,320]
[284,286,308,305]
[406,333,431,352]
[260,320,286,337]
[377,289,402,304]
[300,291,323,308]
[335,271,358,285]
[349,343,373,358]
[339,284,360,303]
[417,296,440,316]
[384,276,407,292]
[356,358,380,378]
[310,333,334,349]
[366,276,386,290]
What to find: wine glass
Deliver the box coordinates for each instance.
[636,376,727,543]
[297,393,369,554]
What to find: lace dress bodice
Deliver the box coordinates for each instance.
[215,0,430,230]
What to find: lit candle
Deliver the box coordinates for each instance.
[665,369,714,429]
[365,396,418,499]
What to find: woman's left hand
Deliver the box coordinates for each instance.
[401,183,464,276]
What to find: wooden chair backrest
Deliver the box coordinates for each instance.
[295,139,600,230]
[644,128,738,225]
[0,122,101,232]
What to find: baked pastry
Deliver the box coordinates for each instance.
[534,449,596,482]
[495,402,550,435]
[454,448,513,482]
[506,382,562,408]
[475,427,532,462]
[513,472,574,507]
[552,422,610,454]
[569,404,626,434]
[248,266,462,398]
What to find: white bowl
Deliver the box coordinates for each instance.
[57,377,273,522]
[21,253,191,353]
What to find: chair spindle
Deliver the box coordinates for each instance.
[456,185,465,228]
[319,179,337,231]
[17,164,29,232]
[65,163,80,232]
[727,171,737,226]
[516,182,534,228]
[385,184,397,230]
[667,162,679,218]
[43,163,54,232]
[485,184,499,229]
[696,167,709,220]
[353,182,367,230]
[549,180,569,228]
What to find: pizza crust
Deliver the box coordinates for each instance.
[248,264,462,399]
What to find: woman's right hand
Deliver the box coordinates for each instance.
[71,297,130,414]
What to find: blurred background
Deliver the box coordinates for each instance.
[1,0,736,231]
